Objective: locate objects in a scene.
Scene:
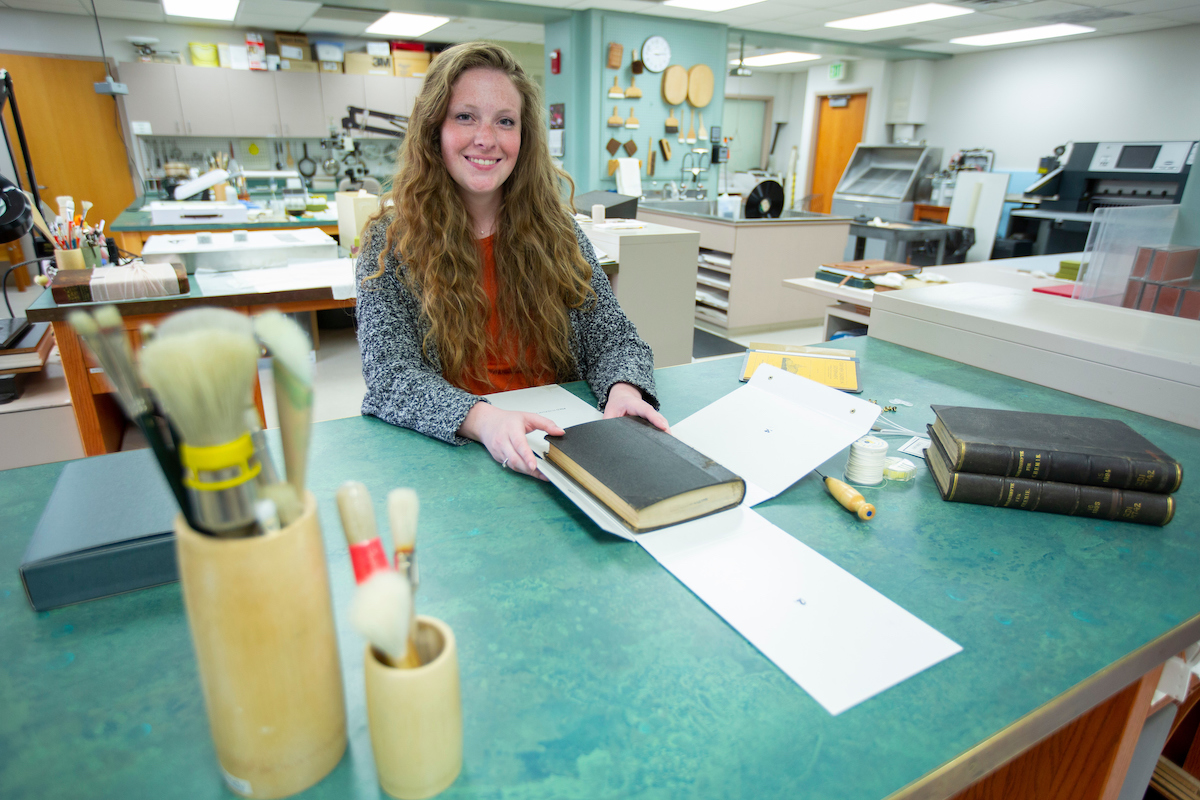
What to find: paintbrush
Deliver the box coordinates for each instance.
[388,488,422,668]
[139,313,262,537]
[68,307,194,528]
[336,481,390,583]
[253,311,313,526]
[351,569,413,669]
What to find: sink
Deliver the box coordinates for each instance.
[640,199,843,222]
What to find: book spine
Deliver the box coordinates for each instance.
[957,444,1180,494]
[52,283,93,304]
[944,471,1174,526]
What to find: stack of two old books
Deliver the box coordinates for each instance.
[925,406,1182,526]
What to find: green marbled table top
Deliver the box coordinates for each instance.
[2,338,1198,800]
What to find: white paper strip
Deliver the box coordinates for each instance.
[639,508,962,715]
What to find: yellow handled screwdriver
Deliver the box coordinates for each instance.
[814,469,875,521]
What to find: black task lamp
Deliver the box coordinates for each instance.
[0,175,34,348]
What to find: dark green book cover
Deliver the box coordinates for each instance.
[546,416,745,532]
[814,270,874,290]
[20,449,180,611]
[924,429,1174,526]
[930,405,1182,494]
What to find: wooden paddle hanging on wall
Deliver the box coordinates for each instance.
[661,65,688,107]
[686,64,714,109]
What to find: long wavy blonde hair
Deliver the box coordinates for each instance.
[365,42,594,390]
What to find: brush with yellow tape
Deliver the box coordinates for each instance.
[139,309,262,537]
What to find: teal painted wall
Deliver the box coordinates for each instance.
[545,10,728,197]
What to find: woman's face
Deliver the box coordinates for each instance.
[440,67,522,213]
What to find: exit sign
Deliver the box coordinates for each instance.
[829,61,847,81]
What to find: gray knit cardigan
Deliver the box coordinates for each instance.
[355,218,659,445]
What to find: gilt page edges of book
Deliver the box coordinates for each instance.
[487,374,963,714]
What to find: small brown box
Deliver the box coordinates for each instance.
[1121,279,1144,309]
[392,51,430,77]
[318,60,342,73]
[275,32,310,61]
[279,59,318,73]
[1132,246,1154,279]
[1147,245,1200,282]
[345,52,392,75]
[1154,285,1182,315]
[1179,289,1200,320]
[1138,284,1158,312]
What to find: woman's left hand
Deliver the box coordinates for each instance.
[603,382,669,432]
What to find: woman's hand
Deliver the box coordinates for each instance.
[458,402,564,480]
[603,382,669,432]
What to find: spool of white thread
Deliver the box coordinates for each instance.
[591,204,606,225]
[845,435,888,485]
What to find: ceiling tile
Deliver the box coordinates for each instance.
[986,1,1098,19]
[4,0,88,13]
[1155,6,1200,20]
[237,0,320,17]
[92,0,166,22]
[1087,12,1187,29]
[1107,0,1200,13]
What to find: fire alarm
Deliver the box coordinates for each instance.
[550,49,561,75]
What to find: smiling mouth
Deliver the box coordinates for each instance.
[466,156,500,166]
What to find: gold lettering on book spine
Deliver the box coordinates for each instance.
[1017,449,1025,475]
[1122,502,1141,520]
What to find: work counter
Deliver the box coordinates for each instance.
[111,195,340,254]
[637,201,853,332]
[1,339,1198,799]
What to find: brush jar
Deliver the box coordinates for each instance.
[175,491,346,798]
[54,248,86,271]
[364,615,463,800]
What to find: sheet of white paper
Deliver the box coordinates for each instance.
[538,458,637,540]
[194,258,355,299]
[672,365,879,504]
[898,436,931,459]
[639,508,962,715]
[484,384,600,455]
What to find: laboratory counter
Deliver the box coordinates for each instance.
[111,194,340,254]
[2,338,1199,800]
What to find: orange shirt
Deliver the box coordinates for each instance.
[455,235,555,395]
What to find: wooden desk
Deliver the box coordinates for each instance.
[25,284,354,457]
[110,197,340,256]
[2,339,1198,799]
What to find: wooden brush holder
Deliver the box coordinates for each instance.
[364,616,462,800]
[175,492,347,799]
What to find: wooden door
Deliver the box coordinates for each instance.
[226,71,280,137]
[809,93,866,214]
[275,72,326,137]
[117,61,185,136]
[0,53,136,233]
[175,66,234,137]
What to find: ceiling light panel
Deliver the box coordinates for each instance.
[663,0,770,13]
[365,12,449,37]
[950,22,1094,45]
[827,3,974,30]
[735,51,822,66]
[162,0,240,21]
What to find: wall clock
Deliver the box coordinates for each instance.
[641,35,671,73]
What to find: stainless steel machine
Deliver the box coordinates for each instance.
[1010,140,1198,254]
[830,144,943,222]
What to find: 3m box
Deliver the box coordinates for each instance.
[276,32,309,61]
[345,52,392,76]
[393,51,431,77]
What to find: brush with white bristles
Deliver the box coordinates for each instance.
[254,311,313,526]
[388,488,422,666]
[139,312,262,537]
[351,569,413,668]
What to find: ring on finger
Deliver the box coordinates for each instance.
[501,457,510,469]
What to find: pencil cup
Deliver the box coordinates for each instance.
[81,243,103,269]
[175,492,347,799]
[54,248,86,271]
[364,616,463,799]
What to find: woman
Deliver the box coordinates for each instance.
[356,42,667,479]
